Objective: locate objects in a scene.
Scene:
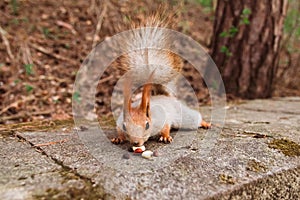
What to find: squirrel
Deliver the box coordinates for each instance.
[111,16,211,146]
[111,71,211,147]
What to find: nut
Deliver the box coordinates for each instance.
[142,150,153,159]
[134,148,144,153]
[132,145,146,153]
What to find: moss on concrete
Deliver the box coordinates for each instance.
[0,119,74,136]
[98,115,116,129]
[33,169,115,200]
[246,159,267,172]
[218,174,235,185]
[0,115,117,137]
[268,138,300,157]
[33,184,110,200]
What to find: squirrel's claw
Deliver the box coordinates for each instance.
[159,124,172,143]
[159,136,173,143]
[112,128,126,144]
[111,137,124,144]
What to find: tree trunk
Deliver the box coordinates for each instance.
[209,0,288,99]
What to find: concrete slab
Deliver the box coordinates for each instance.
[0,97,299,199]
[0,135,110,199]
[237,97,300,114]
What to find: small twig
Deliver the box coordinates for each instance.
[98,74,114,84]
[92,0,108,49]
[21,41,33,65]
[239,130,273,138]
[0,109,52,122]
[0,109,52,123]
[29,43,78,65]
[0,96,35,116]
[56,20,77,35]
[34,138,68,147]
[0,25,14,60]
[0,110,53,123]
[40,75,70,83]
[31,109,54,116]
[0,112,28,122]
[88,0,97,13]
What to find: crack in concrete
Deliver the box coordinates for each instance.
[14,132,112,199]
[238,107,300,115]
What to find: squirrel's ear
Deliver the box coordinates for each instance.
[123,76,132,119]
[140,83,151,117]
[140,70,155,117]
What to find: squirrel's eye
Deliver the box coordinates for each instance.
[122,123,127,132]
[145,121,150,130]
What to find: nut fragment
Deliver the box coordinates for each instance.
[132,145,146,152]
[134,148,143,153]
[142,150,153,159]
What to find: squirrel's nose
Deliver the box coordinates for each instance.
[133,141,139,146]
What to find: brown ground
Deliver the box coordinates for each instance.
[0,0,299,124]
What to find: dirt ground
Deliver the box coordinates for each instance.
[0,0,299,124]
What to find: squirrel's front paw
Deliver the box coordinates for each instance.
[111,137,125,144]
[159,136,173,143]
[200,120,211,129]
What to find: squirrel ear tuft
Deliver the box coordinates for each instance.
[140,82,151,115]
[140,70,155,115]
[123,73,132,118]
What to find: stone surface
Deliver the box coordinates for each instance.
[0,97,299,199]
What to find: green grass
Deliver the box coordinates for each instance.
[41,27,51,38]
[194,0,212,12]
[10,0,18,15]
[72,91,81,103]
[195,0,212,8]
[40,27,57,39]
[284,3,300,38]
[25,84,34,93]
[14,79,20,85]
[24,64,34,75]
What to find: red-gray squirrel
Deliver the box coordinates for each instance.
[111,72,211,147]
[111,16,210,146]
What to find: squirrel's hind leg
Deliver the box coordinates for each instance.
[200,120,211,129]
[111,127,126,144]
[159,124,173,143]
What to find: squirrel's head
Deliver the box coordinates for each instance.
[122,72,153,146]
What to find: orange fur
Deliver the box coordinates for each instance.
[129,107,150,127]
[140,72,153,116]
[168,51,183,73]
[159,124,172,143]
[111,127,126,144]
[200,120,211,129]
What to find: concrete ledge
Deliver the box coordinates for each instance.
[214,166,300,200]
[0,97,299,199]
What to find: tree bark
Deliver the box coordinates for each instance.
[209,0,288,99]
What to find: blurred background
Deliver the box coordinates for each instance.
[0,0,299,124]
